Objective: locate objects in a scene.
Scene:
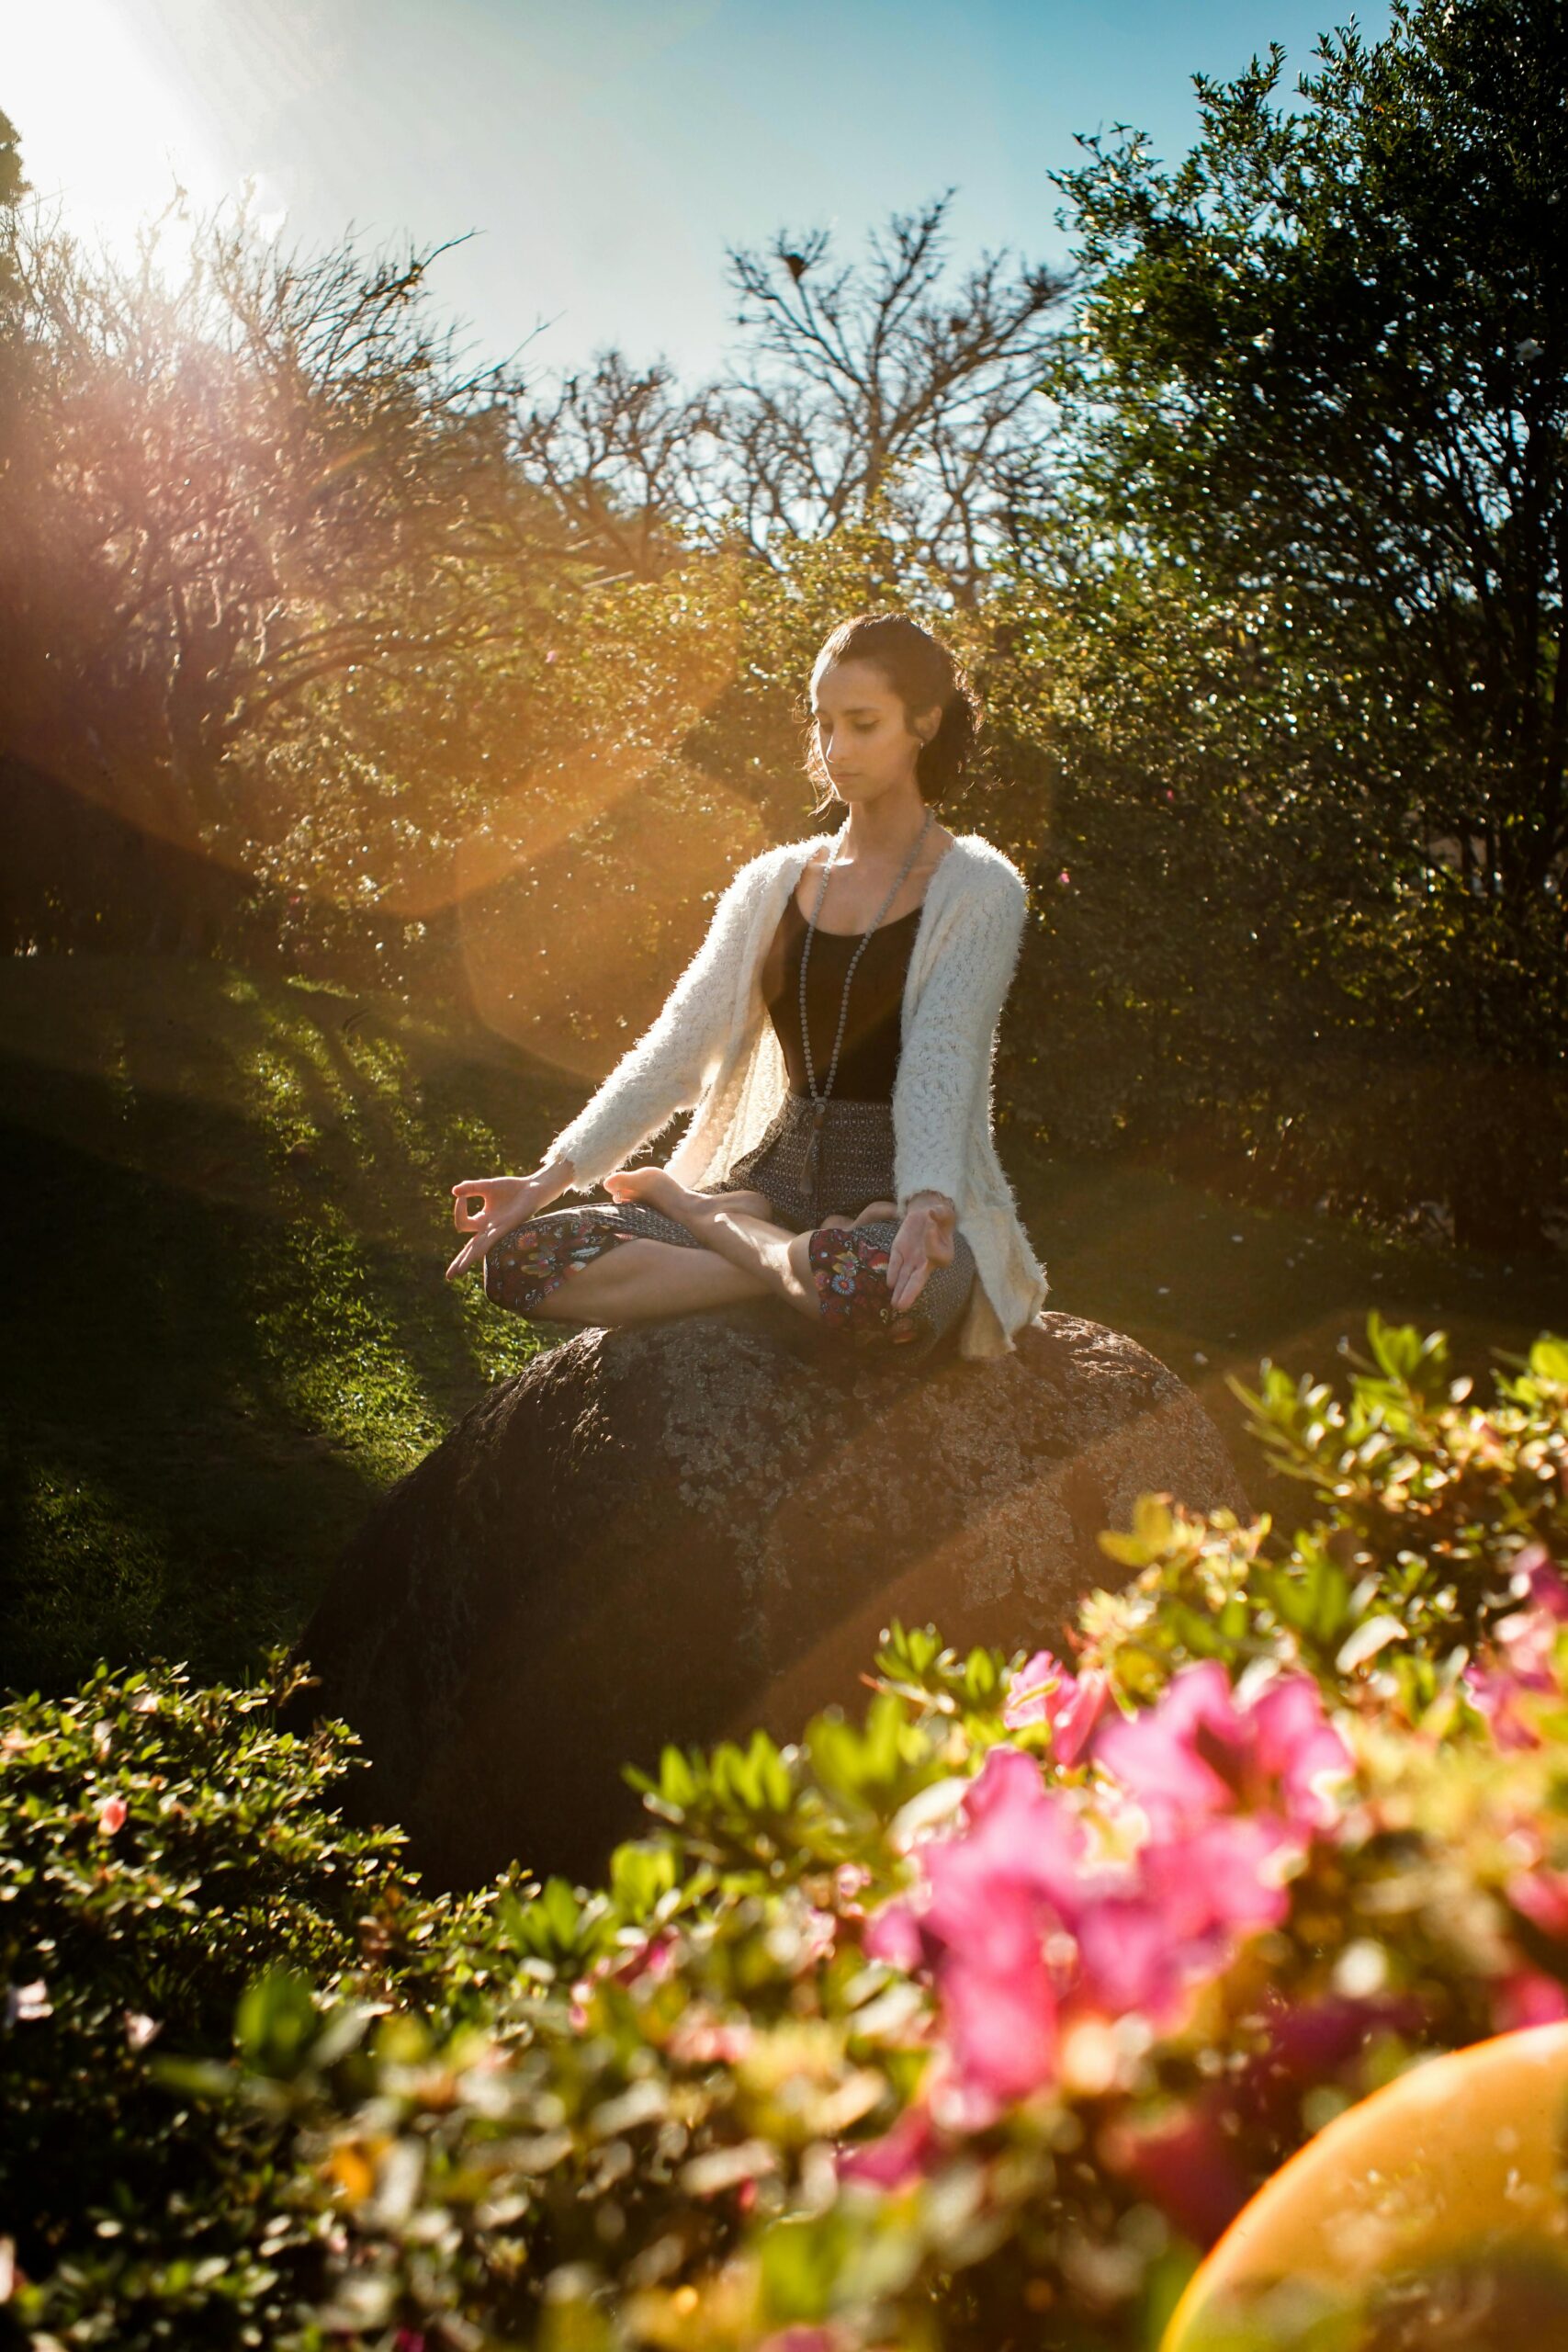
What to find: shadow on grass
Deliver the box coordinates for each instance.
[0,956,579,1694]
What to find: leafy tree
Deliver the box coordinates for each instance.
[1055,0,1566,944]
[0,198,558,952]
[1005,0,1568,1242]
[0,104,27,212]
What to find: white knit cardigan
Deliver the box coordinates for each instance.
[544,830,1049,1359]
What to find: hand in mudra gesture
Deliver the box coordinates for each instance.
[446,1169,559,1283]
[885,1192,956,1315]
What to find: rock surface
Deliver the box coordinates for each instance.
[286,1305,1249,1891]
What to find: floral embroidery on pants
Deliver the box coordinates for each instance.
[807,1226,923,1350]
[483,1209,636,1316]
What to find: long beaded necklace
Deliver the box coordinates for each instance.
[796,806,934,1200]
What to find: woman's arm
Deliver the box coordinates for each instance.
[542,853,769,1193]
[892,869,1029,1218]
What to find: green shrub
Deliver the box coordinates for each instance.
[4,1322,1566,2350]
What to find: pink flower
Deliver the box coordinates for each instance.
[863,1902,925,1973]
[858,1675,1353,2129]
[869,1746,1293,2117]
[836,2099,940,2191]
[1094,1663,1349,1838]
[875,1748,1086,2109]
[1104,2101,1251,2249]
[96,1794,128,1836]
[1511,1542,1568,1621]
[920,1754,1085,2104]
[1507,1865,1568,1945]
[1494,1969,1568,2031]
[1465,1555,1568,1748]
[666,2010,754,2066]
[1003,1650,1111,1765]
[1057,867,1071,886]
[1079,1815,1293,2026]
[1466,1662,1548,1749]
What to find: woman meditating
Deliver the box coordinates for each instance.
[446,611,1048,1364]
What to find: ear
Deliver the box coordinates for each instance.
[913,703,942,745]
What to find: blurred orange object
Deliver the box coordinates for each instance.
[1161,2022,1568,2349]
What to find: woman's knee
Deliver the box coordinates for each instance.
[484,1213,633,1317]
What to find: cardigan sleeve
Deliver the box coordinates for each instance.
[543,854,768,1193]
[892,869,1029,1217]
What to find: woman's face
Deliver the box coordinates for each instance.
[812,659,940,805]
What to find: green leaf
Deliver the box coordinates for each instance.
[234,1967,318,2075]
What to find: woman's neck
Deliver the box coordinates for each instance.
[835,786,931,868]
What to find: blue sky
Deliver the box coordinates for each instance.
[8,0,1388,383]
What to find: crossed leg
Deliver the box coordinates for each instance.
[518,1230,773,1327]
[604,1166,900,1326]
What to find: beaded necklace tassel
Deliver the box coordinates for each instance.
[796,808,933,1210]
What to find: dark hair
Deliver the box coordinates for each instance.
[801,611,983,811]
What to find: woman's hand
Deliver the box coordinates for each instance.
[446,1159,572,1282]
[885,1192,957,1314]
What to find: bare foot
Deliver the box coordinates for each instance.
[853,1199,899,1227]
[700,1186,775,1222]
[604,1166,690,1220]
[604,1166,773,1230]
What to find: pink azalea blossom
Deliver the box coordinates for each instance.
[666,2010,754,2066]
[1466,1662,1549,1750]
[1507,1865,1568,1946]
[1464,1555,1568,1747]
[1103,2101,1251,2250]
[863,1733,1320,2120]
[864,1748,1086,2108]
[1494,1968,1568,2031]
[858,1669,1354,2123]
[1510,1542,1568,1620]
[96,1794,128,1836]
[1002,1650,1111,1764]
[1078,1814,1294,2028]
[835,2099,940,2191]
[1093,1662,1350,1837]
[862,1901,925,1973]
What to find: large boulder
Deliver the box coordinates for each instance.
[287,1306,1248,1891]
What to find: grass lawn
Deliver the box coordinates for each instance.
[4,952,1564,1698]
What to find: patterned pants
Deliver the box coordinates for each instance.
[483,1093,976,1365]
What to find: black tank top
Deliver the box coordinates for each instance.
[761,890,922,1102]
